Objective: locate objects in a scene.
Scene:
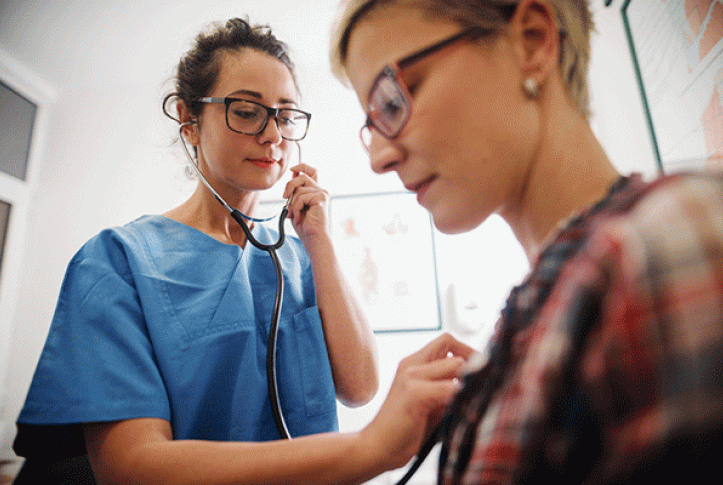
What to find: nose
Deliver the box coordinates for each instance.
[258,115,283,144]
[368,131,403,174]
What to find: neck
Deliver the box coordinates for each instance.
[164,181,259,247]
[499,98,620,264]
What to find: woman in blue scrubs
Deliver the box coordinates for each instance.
[13,17,474,485]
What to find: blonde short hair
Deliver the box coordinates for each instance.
[330,0,593,118]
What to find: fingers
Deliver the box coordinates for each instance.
[283,164,321,200]
[287,186,327,207]
[396,353,466,410]
[289,163,317,180]
[420,379,462,412]
[282,164,330,227]
[284,184,328,219]
[391,338,471,416]
[401,352,466,382]
[402,333,475,369]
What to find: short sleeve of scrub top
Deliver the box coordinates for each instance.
[14,215,338,460]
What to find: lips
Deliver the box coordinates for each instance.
[248,158,277,169]
[406,175,437,202]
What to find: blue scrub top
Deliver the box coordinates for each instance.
[16,215,338,457]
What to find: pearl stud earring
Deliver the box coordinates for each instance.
[523,77,539,98]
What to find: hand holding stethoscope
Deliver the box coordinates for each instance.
[283,163,330,246]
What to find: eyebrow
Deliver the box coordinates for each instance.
[228,89,297,106]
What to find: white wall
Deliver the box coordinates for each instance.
[0,0,657,482]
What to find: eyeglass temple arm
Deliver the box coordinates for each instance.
[397,27,490,68]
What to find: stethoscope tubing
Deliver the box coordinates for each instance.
[179,122,292,439]
[229,201,292,439]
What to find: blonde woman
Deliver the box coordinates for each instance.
[330,0,723,483]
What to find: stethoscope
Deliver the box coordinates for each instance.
[178,121,449,482]
[179,120,454,485]
[179,121,293,439]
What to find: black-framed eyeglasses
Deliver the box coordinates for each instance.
[360,27,491,151]
[198,97,312,141]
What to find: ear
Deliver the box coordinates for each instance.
[507,0,561,89]
[176,100,200,146]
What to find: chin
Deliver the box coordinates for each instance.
[431,212,484,235]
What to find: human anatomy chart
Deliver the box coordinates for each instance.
[329,192,441,332]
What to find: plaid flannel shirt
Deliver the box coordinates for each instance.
[439,172,723,484]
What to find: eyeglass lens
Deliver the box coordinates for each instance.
[360,28,490,151]
[368,69,410,138]
[226,99,309,140]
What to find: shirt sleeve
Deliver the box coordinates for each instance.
[15,231,171,459]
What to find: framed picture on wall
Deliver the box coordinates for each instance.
[621,0,723,173]
[329,192,441,333]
